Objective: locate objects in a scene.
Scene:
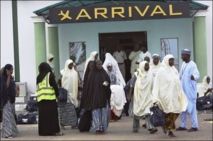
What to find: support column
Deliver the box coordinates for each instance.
[33,16,46,75]
[47,25,60,79]
[193,16,207,81]
[12,0,20,81]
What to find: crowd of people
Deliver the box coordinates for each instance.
[1,45,213,138]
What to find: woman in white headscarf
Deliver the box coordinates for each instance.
[197,76,212,97]
[61,59,79,107]
[132,61,157,134]
[103,53,126,120]
[83,51,98,79]
[150,54,162,78]
[152,54,188,137]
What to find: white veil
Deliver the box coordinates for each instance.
[103,53,126,87]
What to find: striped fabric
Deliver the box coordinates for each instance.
[58,102,77,127]
[1,102,18,138]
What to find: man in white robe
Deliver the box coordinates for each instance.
[129,45,143,76]
[177,49,200,132]
[113,46,127,79]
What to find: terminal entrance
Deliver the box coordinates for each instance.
[99,31,147,81]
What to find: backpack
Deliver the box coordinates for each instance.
[58,88,68,103]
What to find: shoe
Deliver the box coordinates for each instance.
[188,128,198,132]
[149,128,158,134]
[168,131,176,137]
[176,127,187,131]
[142,124,147,128]
[55,132,64,136]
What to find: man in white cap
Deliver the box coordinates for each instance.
[177,49,200,132]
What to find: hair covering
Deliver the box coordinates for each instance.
[150,55,162,78]
[0,64,16,107]
[48,53,54,60]
[61,59,79,107]
[152,55,188,113]
[2,64,13,77]
[83,51,98,79]
[152,54,160,59]
[133,61,153,116]
[181,49,191,55]
[37,62,52,84]
[103,53,126,87]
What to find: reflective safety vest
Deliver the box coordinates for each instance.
[36,72,56,102]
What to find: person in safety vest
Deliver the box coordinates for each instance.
[36,62,63,136]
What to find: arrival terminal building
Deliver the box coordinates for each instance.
[1,0,211,94]
[33,0,209,81]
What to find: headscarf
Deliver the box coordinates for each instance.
[83,51,98,79]
[0,64,16,107]
[150,54,162,77]
[103,53,126,87]
[133,61,153,116]
[152,54,188,113]
[61,59,79,107]
[37,62,52,84]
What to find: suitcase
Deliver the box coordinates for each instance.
[17,112,37,124]
[78,110,92,132]
[58,102,77,127]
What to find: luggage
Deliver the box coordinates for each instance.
[150,104,166,127]
[78,110,92,132]
[196,94,213,111]
[26,97,37,112]
[58,88,68,103]
[58,102,77,127]
[17,112,37,124]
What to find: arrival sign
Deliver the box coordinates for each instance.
[48,1,190,24]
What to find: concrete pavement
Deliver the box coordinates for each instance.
[1,111,212,140]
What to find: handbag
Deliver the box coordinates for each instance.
[150,104,166,127]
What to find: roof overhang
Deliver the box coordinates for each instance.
[34,0,208,24]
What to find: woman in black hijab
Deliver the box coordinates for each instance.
[0,64,18,138]
[36,62,62,136]
[81,60,111,133]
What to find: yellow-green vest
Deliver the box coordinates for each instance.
[36,72,56,102]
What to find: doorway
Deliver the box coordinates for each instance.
[99,31,147,81]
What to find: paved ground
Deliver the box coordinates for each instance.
[1,111,212,140]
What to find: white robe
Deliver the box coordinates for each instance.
[129,51,143,76]
[152,54,188,113]
[61,59,79,107]
[103,53,126,117]
[133,61,153,116]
